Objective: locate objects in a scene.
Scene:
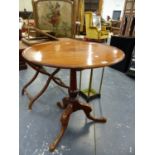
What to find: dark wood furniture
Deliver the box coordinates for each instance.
[111,20,121,35]
[19,11,33,19]
[85,0,99,12]
[110,35,135,73]
[19,41,28,70]
[22,38,125,151]
[126,47,135,77]
[120,0,135,37]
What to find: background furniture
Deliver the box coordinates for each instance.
[126,47,135,77]
[109,0,135,74]
[74,0,85,33]
[19,41,28,70]
[110,35,135,73]
[85,0,99,12]
[84,0,104,15]
[79,68,105,102]
[22,38,125,152]
[32,0,76,37]
[19,11,33,19]
[120,0,135,37]
[75,0,104,34]
[85,11,109,41]
[111,20,121,35]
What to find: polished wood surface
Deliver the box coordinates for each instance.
[22,38,125,69]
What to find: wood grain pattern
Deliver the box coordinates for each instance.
[22,38,125,69]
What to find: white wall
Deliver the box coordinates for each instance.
[102,0,125,20]
[19,0,33,11]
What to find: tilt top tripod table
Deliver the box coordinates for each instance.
[22,38,125,151]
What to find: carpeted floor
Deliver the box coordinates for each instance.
[19,66,135,155]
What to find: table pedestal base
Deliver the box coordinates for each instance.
[49,96,107,151]
[22,67,107,152]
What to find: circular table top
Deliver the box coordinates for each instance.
[22,38,125,69]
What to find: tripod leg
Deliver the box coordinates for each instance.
[49,104,73,151]
[79,102,107,123]
[57,97,70,109]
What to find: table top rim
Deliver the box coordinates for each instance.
[22,38,125,69]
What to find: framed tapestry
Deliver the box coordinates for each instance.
[32,0,75,37]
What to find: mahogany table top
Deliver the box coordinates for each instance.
[22,38,125,69]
